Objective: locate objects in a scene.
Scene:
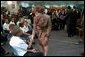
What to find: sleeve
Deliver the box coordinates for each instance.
[10,38,28,51]
[47,16,52,36]
[31,17,36,39]
[33,17,36,31]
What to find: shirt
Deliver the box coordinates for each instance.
[9,21,15,25]
[60,15,65,20]
[28,24,32,31]
[9,36,28,56]
[20,27,25,33]
[3,23,9,30]
[17,21,20,26]
[23,25,29,32]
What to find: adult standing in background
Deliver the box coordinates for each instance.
[66,6,75,37]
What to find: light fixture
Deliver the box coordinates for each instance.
[21,2,29,7]
[53,5,58,7]
[7,1,12,5]
[45,5,50,8]
[60,5,65,7]
[70,5,74,9]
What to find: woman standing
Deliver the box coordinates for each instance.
[31,6,52,56]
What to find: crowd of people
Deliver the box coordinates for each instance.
[1,5,84,56]
[47,6,84,39]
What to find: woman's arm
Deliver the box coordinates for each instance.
[29,17,36,47]
[27,49,37,53]
[47,16,52,37]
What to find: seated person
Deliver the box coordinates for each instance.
[19,22,26,33]
[17,17,24,26]
[1,20,11,43]
[1,32,8,43]
[23,20,32,33]
[8,24,16,40]
[9,18,15,25]
[3,19,9,33]
[19,23,32,40]
[1,46,5,56]
[9,25,43,56]
[9,24,29,42]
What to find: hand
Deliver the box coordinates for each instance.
[28,36,34,48]
[28,49,37,53]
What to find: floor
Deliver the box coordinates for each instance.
[2,30,84,56]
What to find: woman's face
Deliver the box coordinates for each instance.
[34,11,39,16]
[32,8,39,16]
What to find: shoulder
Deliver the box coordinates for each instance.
[3,23,7,26]
[34,15,39,19]
[10,36,20,40]
[10,36,19,45]
[44,14,50,19]
[10,36,23,42]
[10,36,23,45]
[20,27,22,29]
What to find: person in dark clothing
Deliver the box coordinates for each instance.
[66,6,78,37]
[52,11,59,30]
[1,14,5,25]
[59,9,66,30]
[9,25,44,56]
[1,15,3,32]
[1,46,5,56]
[72,9,78,36]
[28,12,33,24]
[47,9,52,16]
[1,32,8,43]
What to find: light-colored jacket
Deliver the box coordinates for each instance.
[9,36,28,56]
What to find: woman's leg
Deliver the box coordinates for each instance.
[39,32,48,56]
[43,37,48,56]
[39,41,44,53]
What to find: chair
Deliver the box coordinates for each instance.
[9,45,19,56]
